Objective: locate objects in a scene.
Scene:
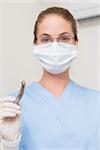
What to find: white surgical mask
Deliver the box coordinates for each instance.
[33,42,77,74]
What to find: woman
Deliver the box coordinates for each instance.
[0,6,100,150]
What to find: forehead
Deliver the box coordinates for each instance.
[37,15,73,37]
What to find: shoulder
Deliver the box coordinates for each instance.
[71,80,100,101]
[70,80,100,117]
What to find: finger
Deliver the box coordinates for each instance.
[3,108,21,115]
[0,112,17,118]
[1,102,21,110]
[0,96,16,102]
[1,110,21,118]
[0,112,21,120]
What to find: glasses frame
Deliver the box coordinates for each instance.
[37,32,75,45]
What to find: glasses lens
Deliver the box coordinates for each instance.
[58,34,73,43]
[39,35,52,44]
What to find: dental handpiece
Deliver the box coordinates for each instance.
[14,81,26,104]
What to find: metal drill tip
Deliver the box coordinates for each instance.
[14,81,26,104]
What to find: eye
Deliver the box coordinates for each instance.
[59,36,70,42]
[40,36,51,43]
[63,37,70,41]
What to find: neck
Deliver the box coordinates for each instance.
[38,70,70,97]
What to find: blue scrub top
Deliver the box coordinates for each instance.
[14,80,100,150]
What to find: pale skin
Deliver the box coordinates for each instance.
[35,14,77,98]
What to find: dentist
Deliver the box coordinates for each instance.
[0,6,100,150]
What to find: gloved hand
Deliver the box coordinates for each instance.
[0,96,21,142]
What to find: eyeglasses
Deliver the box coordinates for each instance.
[37,33,75,44]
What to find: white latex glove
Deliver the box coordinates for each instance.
[0,96,21,142]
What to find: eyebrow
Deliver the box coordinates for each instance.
[59,32,72,36]
[39,34,51,38]
[39,32,72,38]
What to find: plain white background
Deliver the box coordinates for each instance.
[0,1,100,96]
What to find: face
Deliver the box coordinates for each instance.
[35,15,77,45]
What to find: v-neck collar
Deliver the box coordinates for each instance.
[29,79,73,106]
[28,79,78,136]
